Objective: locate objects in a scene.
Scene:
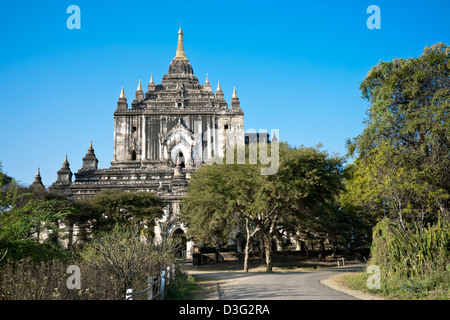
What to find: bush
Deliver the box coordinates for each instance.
[0,239,74,264]
[80,225,161,295]
[0,225,179,300]
[370,217,449,279]
[340,268,450,300]
[164,270,200,300]
[0,257,132,300]
[355,216,450,299]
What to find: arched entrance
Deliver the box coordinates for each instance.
[177,151,185,168]
[171,228,187,259]
[170,144,191,168]
[161,118,194,167]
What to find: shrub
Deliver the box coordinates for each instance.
[0,257,130,300]
[80,225,176,297]
[370,217,449,279]
[0,225,179,300]
[164,270,199,300]
[362,216,450,299]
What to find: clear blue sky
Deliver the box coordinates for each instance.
[0,0,449,186]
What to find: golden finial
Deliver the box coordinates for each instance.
[149,74,154,84]
[120,86,125,98]
[175,24,187,60]
[137,79,143,91]
[232,86,237,98]
[217,80,222,92]
[205,73,210,84]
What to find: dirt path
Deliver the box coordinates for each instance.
[183,256,376,300]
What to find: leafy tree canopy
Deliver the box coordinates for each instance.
[346,43,450,224]
[89,190,165,232]
[181,142,347,271]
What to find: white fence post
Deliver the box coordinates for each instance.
[160,270,166,298]
[342,257,345,266]
[166,266,171,285]
[125,265,176,300]
[148,277,154,300]
[126,288,133,300]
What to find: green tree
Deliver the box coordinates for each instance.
[89,190,165,233]
[180,163,239,263]
[181,142,345,272]
[226,161,265,272]
[180,145,272,271]
[81,225,169,296]
[1,163,75,261]
[260,144,345,267]
[347,43,450,224]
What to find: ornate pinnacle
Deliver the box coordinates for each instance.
[175,24,187,60]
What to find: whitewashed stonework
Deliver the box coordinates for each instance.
[49,27,245,253]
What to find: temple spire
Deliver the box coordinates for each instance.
[174,24,187,60]
[147,74,156,92]
[82,141,98,171]
[63,154,69,168]
[215,80,224,100]
[231,86,241,110]
[134,79,144,102]
[203,73,212,92]
[30,167,45,192]
[117,85,128,111]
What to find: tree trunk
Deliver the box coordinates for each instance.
[305,239,310,258]
[244,219,251,272]
[243,218,259,273]
[330,240,336,259]
[319,239,325,261]
[215,249,220,263]
[243,237,251,272]
[263,233,272,272]
[259,235,265,264]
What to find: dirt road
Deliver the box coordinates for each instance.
[187,264,366,300]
